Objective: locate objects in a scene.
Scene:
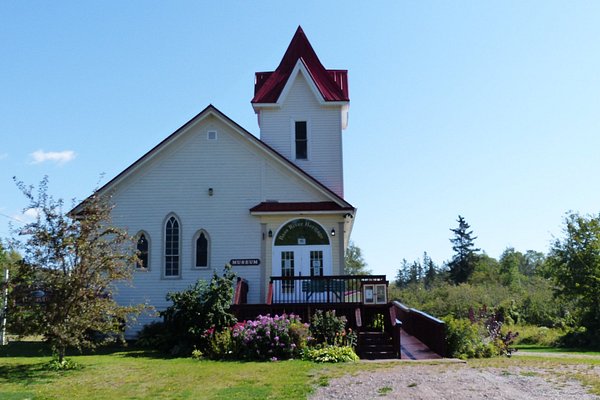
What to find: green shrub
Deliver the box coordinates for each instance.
[46,357,81,371]
[204,329,234,359]
[444,316,485,359]
[136,321,171,350]
[309,310,347,346]
[303,345,359,363]
[154,265,237,355]
[509,324,562,347]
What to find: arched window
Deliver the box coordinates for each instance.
[194,230,210,268]
[165,216,180,277]
[136,232,149,270]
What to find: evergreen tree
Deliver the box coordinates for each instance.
[447,215,480,284]
[395,258,410,287]
[423,251,437,288]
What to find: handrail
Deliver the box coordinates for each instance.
[391,300,446,357]
[233,277,248,305]
[269,275,388,304]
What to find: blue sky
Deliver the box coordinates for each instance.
[2,1,600,278]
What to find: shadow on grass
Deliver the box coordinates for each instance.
[0,362,57,385]
[0,340,168,359]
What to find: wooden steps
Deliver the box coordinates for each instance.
[357,331,398,360]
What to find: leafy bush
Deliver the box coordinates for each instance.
[510,324,562,347]
[309,310,347,346]
[230,314,308,360]
[204,328,234,359]
[135,321,171,350]
[155,265,236,355]
[303,345,359,363]
[444,313,518,359]
[46,357,81,371]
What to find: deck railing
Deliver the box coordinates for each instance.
[269,275,387,304]
[391,301,446,357]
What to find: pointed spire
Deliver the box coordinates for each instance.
[252,27,348,104]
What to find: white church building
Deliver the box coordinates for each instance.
[75,27,392,333]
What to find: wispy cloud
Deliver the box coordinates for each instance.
[29,149,76,165]
[11,208,40,223]
[0,153,7,160]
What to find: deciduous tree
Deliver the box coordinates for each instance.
[10,177,141,361]
[547,213,600,340]
[344,241,371,275]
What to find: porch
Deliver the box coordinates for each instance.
[231,276,446,360]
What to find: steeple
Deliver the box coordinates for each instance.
[252,26,349,105]
[252,27,349,198]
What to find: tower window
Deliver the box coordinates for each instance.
[295,121,307,159]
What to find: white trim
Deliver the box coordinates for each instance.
[71,106,353,214]
[251,60,350,111]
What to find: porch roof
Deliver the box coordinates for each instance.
[249,201,354,215]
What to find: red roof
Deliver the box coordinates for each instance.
[250,202,354,213]
[252,26,349,104]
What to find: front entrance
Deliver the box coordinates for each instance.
[272,219,332,300]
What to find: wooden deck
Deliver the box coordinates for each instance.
[400,329,442,360]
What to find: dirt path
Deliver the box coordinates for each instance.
[310,362,599,399]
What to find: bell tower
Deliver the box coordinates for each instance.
[251,27,349,198]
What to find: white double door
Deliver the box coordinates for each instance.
[273,245,332,278]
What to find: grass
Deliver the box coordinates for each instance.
[0,341,357,400]
[515,344,600,356]
[2,341,600,398]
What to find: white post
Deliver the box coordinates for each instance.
[1,268,8,346]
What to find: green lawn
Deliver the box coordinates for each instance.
[515,344,600,356]
[2,341,600,399]
[0,341,375,400]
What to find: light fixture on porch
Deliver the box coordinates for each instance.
[208,188,214,196]
[330,228,336,236]
[268,230,273,238]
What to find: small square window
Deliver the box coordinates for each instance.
[207,131,217,140]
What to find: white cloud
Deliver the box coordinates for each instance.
[12,208,40,223]
[0,153,7,160]
[29,149,76,165]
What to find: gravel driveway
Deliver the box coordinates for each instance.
[310,362,599,400]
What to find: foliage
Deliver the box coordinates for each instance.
[367,313,385,332]
[230,314,307,361]
[204,328,234,359]
[447,215,480,284]
[344,241,371,275]
[546,213,600,346]
[135,321,170,349]
[9,177,141,362]
[158,265,237,354]
[309,310,348,346]
[302,345,359,363]
[444,316,499,359]
[46,356,81,371]
[510,325,563,347]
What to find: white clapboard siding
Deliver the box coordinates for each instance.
[109,113,335,336]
